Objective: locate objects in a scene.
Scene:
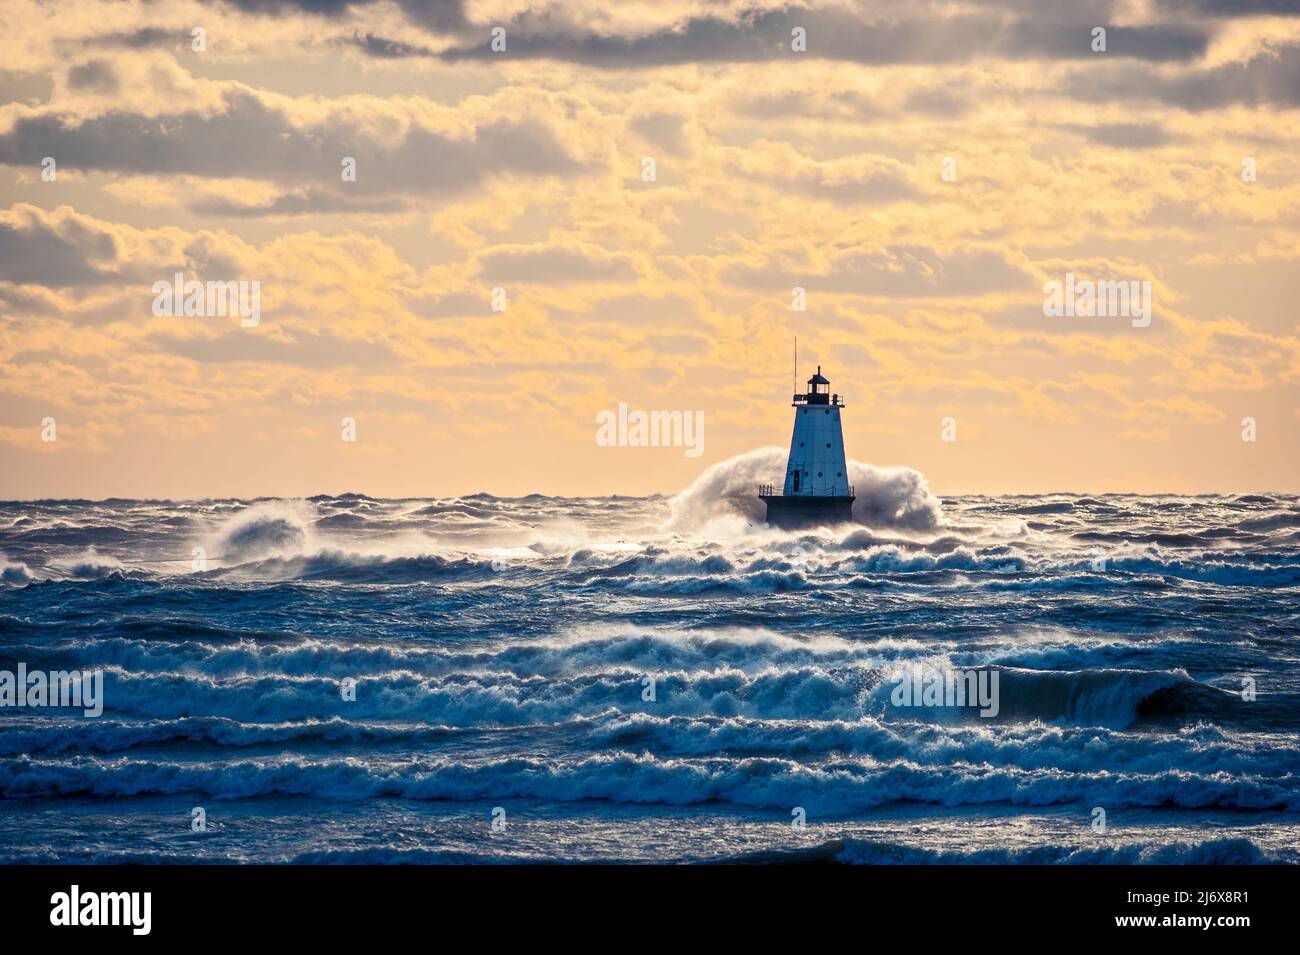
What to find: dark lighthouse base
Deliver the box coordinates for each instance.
[759,493,856,530]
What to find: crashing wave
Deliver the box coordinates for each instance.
[668,447,944,532]
[212,502,312,562]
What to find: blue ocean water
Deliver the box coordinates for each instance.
[1,465,1298,863]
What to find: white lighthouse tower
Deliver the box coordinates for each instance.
[759,366,855,528]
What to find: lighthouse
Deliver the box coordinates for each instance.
[759,366,855,529]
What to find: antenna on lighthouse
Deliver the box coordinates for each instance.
[792,337,797,397]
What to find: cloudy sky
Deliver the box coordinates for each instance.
[1,0,1297,498]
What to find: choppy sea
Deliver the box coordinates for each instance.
[1,450,1297,863]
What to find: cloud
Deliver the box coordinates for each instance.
[1066,43,1300,109]
[0,205,123,287]
[342,33,434,59]
[66,60,119,93]
[1155,0,1300,16]
[154,329,399,368]
[1058,122,1174,148]
[564,293,700,326]
[200,0,369,16]
[479,244,638,285]
[642,332,709,356]
[629,111,691,157]
[0,68,53,105]
[723,145,919,204]
[730,89,877,121]
[722,246,1036,298]
[406,290,488,320]
[0,89,588,202]
[731,81,971,123]
[188,189,405,217]
[200,0,467,30]
[436,7,1208,67]
[1007,20,1207,62]
[88,28,190,51]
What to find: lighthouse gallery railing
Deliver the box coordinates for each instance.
[759,484,854,497]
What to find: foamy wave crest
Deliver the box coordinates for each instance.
[589,713,1300,777]
[64,664,1248,733]
[0,552,32,584]
[864,664,1237,729]
[828,837,1279,865]
[0,716,461,755]
[211,549,489,584]
[59,549,127,579]
[212,502,313,562]
[668,447,944,532]
[289,848,528,864]
[4,752,1297,812]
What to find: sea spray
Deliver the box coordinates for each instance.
[211,500,314,561]
[668,447,944,531]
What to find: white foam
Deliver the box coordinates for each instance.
[668,447,944,532]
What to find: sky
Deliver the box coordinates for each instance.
[0,0,1297,499]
